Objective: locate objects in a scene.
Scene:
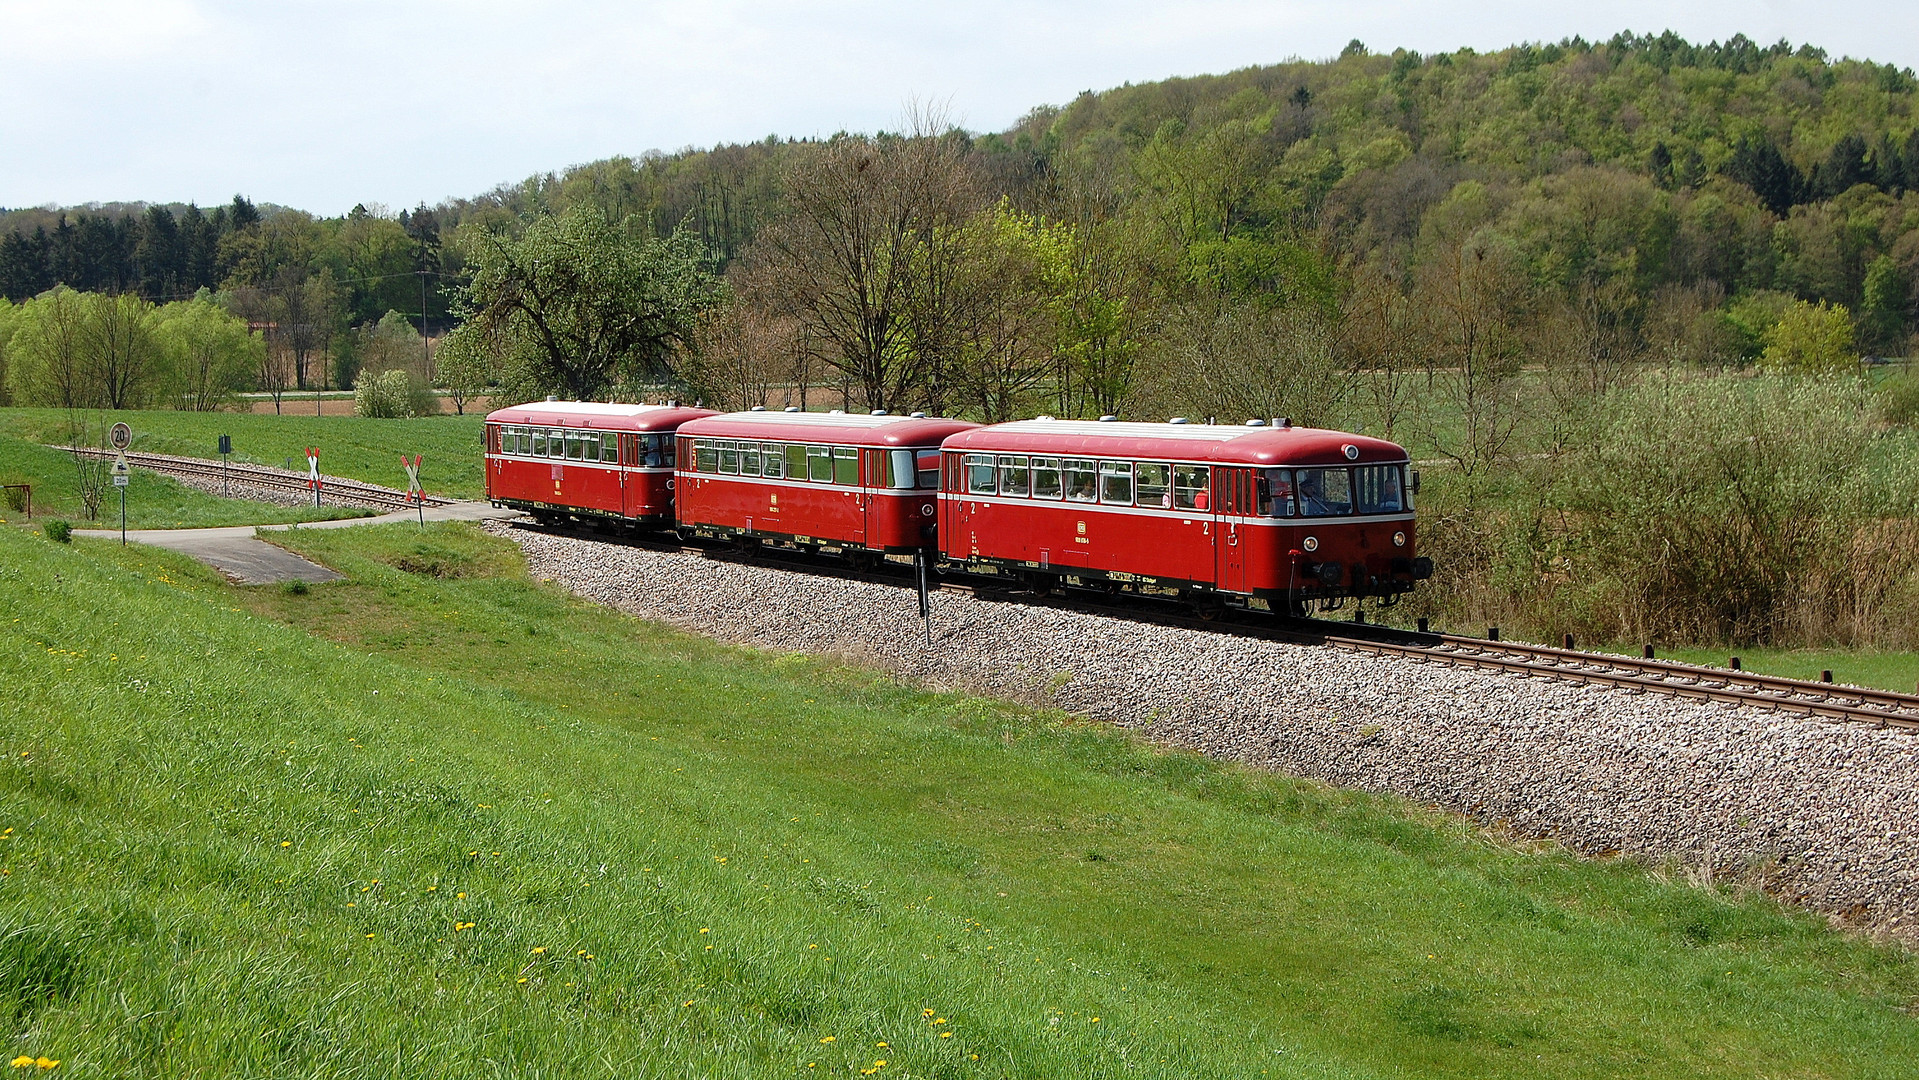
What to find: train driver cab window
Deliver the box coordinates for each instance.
[761,443,785,479]
[739,442,762,477]
[885,450,916,490]
[999,456,1030,497]
[1174,465,1210,510]
[1256,469,1295,517]
[964,454,997,495]
[1029,457,1062,499]
[1135,462,1171,508]
[917,451,941,489]
[1100,461,1133,505]
[1063,459,1097,502]
[717,440,739,474]
[806,445,834,483]
[1296,467,1354,516]
[832,447,860,485]
[694,439,717,473]
[1353,464,1405,514]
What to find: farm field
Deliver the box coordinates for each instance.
[0,432,371,530]
[1,521,1915,1077]
[0,408,486,499]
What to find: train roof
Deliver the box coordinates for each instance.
[484,401,718,430]
[943,419,1409,466]
[678,410,979,447]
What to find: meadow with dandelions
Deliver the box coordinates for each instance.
[0,521,1915,1078]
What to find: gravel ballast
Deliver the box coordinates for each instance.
[499,525,1919,940]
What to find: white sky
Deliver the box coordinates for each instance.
[2,0,1916,216]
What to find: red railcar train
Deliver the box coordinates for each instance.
[938,418,1430,611]
[674,409,978,554]
[483,401,716,525]
[486,401,1431,613]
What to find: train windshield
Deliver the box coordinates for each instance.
[1353,465,1405,513]
[1295,468,1354,516]
[1257,469,1294,517]
[886,449,937,490]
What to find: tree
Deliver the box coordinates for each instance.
[6,288,95,408]
[154,291,262,410]
[454,205,722,400]
[1856,254,1909,355]
[85,291,163,409]
[739,129,982,412]
[1761,299,1856,373]
[681,304,798,411]
[431,320,500,416]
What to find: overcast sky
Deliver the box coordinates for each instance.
[3,0,1916,216]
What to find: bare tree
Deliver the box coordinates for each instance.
[1339,262,1417,440]
[1411,241,1530,475]
[1142,293,1354,427]
[684,303,799,410]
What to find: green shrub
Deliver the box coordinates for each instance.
[1876,370,1919,426]
[1,481,26,514]
[280,579,310,596]
[42,519,70,543]
[353,369,417,419]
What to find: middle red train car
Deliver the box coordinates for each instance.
[675,410,978,553]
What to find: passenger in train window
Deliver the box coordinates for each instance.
[1064,459,1097,502]
[1135,462,1171,507]
[1099,461,1133,504]
[1174,464,1210,510]
[646,434,670,468]
[1297,468,1352,516]
[1030,457,1063,499]
[999,456,1031,497]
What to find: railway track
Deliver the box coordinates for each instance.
[68,448,451,510]
[519,519,1919,734]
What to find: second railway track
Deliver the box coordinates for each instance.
[70,448,453,511]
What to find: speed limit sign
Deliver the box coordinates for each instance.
[109,422,132,451]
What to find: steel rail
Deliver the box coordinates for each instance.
[514,518,1919,734]
[65,447,451,509]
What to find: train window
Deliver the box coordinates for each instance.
[532,432,546,457]
[1135,463,1171,508]
[601,433,619,464]
[1353,465,1405,513]
[695,440,717,473]
[1063,459,1097,502]
[1296,467,1354,516]
[788,444,810,479]
[806,445,833,483]
[549,430,567,458]
[1099,461,1133,505]
[999,456,1030,497]
[739,442,762,477]
[582,433,601,461]
[645,434,672,468]
[1173,465,1210,510]
[917,451,941,489]
[887,450,917,490]
[1030,457,1062,500]
[833,447,860,485]
[761,443,785,479]
[718,440,739,474]
[965,454,997,495]
[1256,469,1295,517]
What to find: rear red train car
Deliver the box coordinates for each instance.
[484,401,716,526]
[938,418,1432,611]
[675,410,977,553]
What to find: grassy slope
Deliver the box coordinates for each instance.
[0,433,371,529]
[0,408,485,499]
[1,523,1914,1077]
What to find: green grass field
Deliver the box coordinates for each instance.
[0,432,371,530]
[1,521,1915,1077]
[0,408,485,499]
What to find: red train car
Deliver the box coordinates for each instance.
[675,410,978,554]
[484,401,716,526]
[938,418,1431,611]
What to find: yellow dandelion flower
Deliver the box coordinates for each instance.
[874,1061,887,1068]
[9,1057,32,1069]
[698,928,709,934]
[940,1031,954,1039]
[456,892,466,899]
[426,886,436,892]
[531,947,547,955]
[33,1062,55,1072]
[365,933,375,939]
[280,841,291,848]
[682,1000,694,1008]
[517,977,528,984]
[933,1018,946,1025]
[875,1043,888,1049]
[818,1036,835,1044]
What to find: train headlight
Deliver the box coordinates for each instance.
[1393,531,1406,547]
[1302,536,1319,552]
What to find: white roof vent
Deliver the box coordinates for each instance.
[784,406,801,412]
[870,409,888,416]
[829,409,846,415]
[1168,417,1189,424]
[1275,417,1291,429]
[1097,415,1118,422]
[749,405,766,411]
[909,411,926,418]
[1245,418,1267,427]
[1034,415,1056,421]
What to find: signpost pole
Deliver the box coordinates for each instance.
[916,551,932,645]
[119,483,126,545]
[109,422,133,545]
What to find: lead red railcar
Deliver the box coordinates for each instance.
[484,401,716,526]
[675,410,978,554]
[938,418,1431,612]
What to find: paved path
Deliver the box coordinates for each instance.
[75,502,522,585]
